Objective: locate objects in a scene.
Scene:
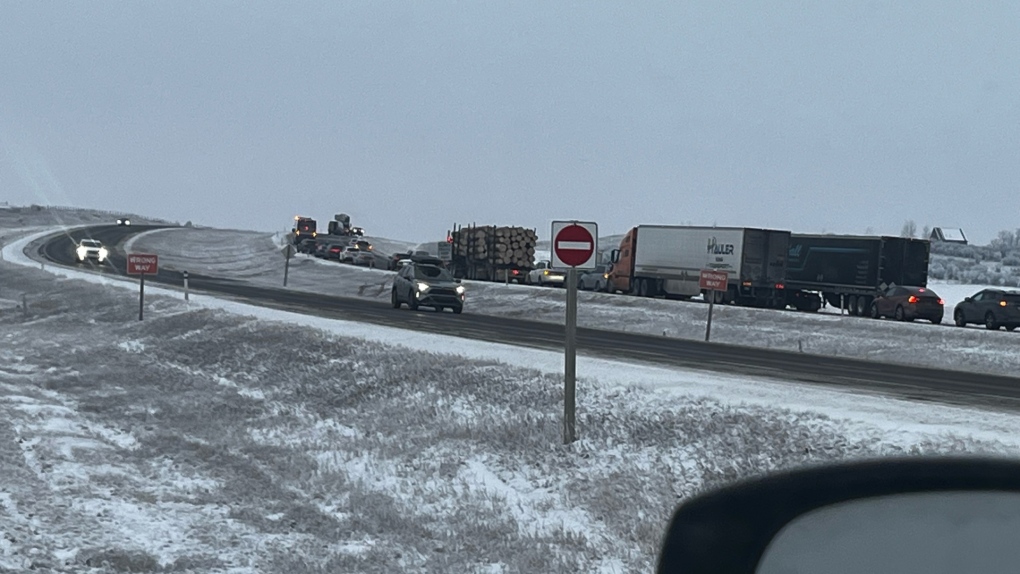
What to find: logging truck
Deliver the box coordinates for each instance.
[448,223,537,282]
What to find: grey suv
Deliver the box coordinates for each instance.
[954,288,1020,331]
[392,263,466,313]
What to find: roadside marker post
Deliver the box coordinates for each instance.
[127,253,159,321]
[284,243,292,287]
[551,220,598,445]
[183,270,190,301]
[700,270,729,342]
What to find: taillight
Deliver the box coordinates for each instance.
[908,296,918,304]
[1001,300,1008,307]
[939,299,945,305]
[775,283,785,289]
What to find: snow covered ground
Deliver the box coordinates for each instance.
[127,226,1020,377]
[3,224,1020,571]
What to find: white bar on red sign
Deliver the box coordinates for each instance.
[557,241,591,250]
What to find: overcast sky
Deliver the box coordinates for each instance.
[1,2,1017,244]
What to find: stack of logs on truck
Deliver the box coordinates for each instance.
[604,225,931,313]
[448,223,537,282]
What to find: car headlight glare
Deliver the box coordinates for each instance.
[98,248,109,258]
[76,247,87,257]
[455,285,466,295]
[416,282,430,292]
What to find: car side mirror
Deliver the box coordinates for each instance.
[964,297,973,303]
[656,457,1020,574]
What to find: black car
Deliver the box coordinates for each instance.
[296,238,317,254]
[869,285,944,324]
[954,288,1020,331]
[392,263,465,313]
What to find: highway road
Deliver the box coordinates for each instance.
[36,225,1020,412]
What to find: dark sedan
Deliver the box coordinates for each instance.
[869,285,944,324]
[391,263,466,313]
[954,288,1020,331]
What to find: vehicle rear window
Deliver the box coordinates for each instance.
[1003,294,1020,303]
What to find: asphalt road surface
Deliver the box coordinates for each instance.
[36,225,1020,412]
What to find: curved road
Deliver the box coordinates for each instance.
[37,225,1020,412]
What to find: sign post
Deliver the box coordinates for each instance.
[283,243,292,287]
[183,270,190,301]
[699,270,729,342]
[127,253,159,321]
[551,220,598,445]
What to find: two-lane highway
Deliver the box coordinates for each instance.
[35,225,1020,412]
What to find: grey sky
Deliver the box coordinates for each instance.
[1,2,1017,244]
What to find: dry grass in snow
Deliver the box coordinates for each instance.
[1,256,1019,572]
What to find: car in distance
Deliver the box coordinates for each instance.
[578,263,611,291]
[954,288,1020,331]
[392,262,466,313]
[116,218,131,226]
[869,285,944,323]
[527,260,566,287]
[75,239,109,263]
[295,238,317,254]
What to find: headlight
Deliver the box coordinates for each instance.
[416,282,430,292]
[455,285,466,295]
[76,246,87,257]
[98,248,109,259]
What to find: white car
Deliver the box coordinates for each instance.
[527,260,566,287]
[116,218,131,226]
[75,239,109,263]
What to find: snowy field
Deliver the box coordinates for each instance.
[4,224,1020,571]
[128,227,1020,377]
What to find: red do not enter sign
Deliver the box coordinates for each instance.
[551,221,598,269]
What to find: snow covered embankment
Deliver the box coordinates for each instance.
[2,255,1020,571]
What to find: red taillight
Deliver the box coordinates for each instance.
[775,283,785,289]
[908,295,918,304]
[512,269,520,275]
[939,299,945,305]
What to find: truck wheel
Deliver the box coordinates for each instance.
[985,312,1000,330]
[954,310,966,327]
[847,295,859,316]
[391,289,401,309]
[855,296,870,317]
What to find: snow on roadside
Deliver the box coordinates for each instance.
[5,225,1020,571]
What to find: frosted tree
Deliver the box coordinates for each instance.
[900,220,917,238]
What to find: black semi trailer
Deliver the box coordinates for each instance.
[783,235,930,315]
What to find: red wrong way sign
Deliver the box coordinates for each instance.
[127,253,159,275]
[551,221,598,269]
[699,269,729,291]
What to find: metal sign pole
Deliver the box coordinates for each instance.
[283,243,292,287]
[183,270,190,301]
[705,289,715,342]
[138,274,145,321]
[564,267,578,444]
